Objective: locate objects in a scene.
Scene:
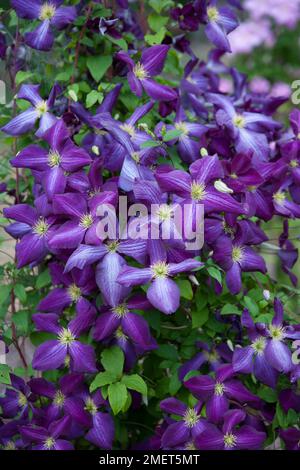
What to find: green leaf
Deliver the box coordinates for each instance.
[163,128,182,142]
[220,304,241,315]
[106,36,128,51]
[149,0,174,13]
[14,284,27,304]
[207,266,222,285]
[121,374,147,395]
[86,90,102,108]
[12,310,29,335]
[243,296,259,316]
[0,285,11,305]
[168,368,181,395]
[15,71,34,86]
[145,27,166,46]
[0,364,11,385]
[155,344,179,360]
[108,382,128,415]
[148,14,168,33]
[87,55,112,82]
[192,306,209,328]
[101,346,124,377]
[140,140,161,149]
[36,270,51,289]
[90,371,117,392]
[258,386,277,403]
[176,279,193,300]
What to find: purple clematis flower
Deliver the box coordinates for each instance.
[207,92,281,161]
[116,45,177,101]
[20,415,73,450]
[0,374,34,419]
[213,233,267,294]
[160,398,206,449]
[195,0,238,52]
[49,190,117,250]
[80,391,115,449]
[12,0,76,51]
[184,364,260,423]
[1,83,59,136]
[171,3,200,32]
[37,262,96,313]
[32,300,97,373]
[29,374,89,427]
[162,106,207,163]
[233,299,300,384]
[156,155,245,228]
[178,341,232,381]
[280,428,300,450]
[11,120,92,201]
[4,204,56,268]
[93,294,155,351]
[117,254,202,315]
[64,237,147,307]
[195,409,266,450]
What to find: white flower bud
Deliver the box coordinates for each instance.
[214,179,233,194]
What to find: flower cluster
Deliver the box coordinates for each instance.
[0,0,299,451]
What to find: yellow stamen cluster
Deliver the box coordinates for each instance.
[183,408,200,428]
[43,437,56,450]
[84,397,98,415]
[156,204,173,221]
[273,191,286,205]
[214,382,225,396]
[191,182,206,201]
[133,62,149,80]
[232,245,244,263]
[18,392,27,407]
[35,100,48,116]
[233,114,245,129]
[39,2,56,20]
[207,6,219,22]
[223,433,237,448]
[120,123,136,138]
[53,390,65,408]
[79,213,94,229]
[113,303,129,318]
[269,324,285,341]
[175,121,189,136]
[251,336,266,355]
[48,150,61,168]
[32,218,49,237]
[68,283,81,302]
[151,261,169,278]
[58,327,76,345]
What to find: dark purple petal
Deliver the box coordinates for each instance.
[32,340,67,370]
[69,342,97,373]
[161,421,190,448]
[265,339,293,373]
[206,393,229,423]
[86,412,114,449]
[1,108,38,135]
[25,21,54,52]
[160,398,187,417]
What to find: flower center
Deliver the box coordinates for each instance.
[222,220,234,236]
[58,327,76,345]
[230,173,238,179]
[223,433,237,448]
[107,240,119,252]
[18,392,27,407]
[184,408,200,428]
[120,123,136,138]
[113,303,129,318]
[185,441,196,450]
[232,245,244,263]
[191,182,206,201]
[290,159,298,168]
[207,6,219,22]
[43,437,56,450]
[269,324,285,341]
[247,185,257,192]
[151,261,169,278]
[115,326,127,340]
[273,191,286,205]
[79,213,94,229]
[39,2,56,21]
[84,397,98,415]
[3,441,16,450]
[32,218,49,237]
[233,114,245,129]
[67,283,81,302]
[156,204,173,221]
[133,62,149,80]
[48,150,61,168]
[35,100,48,116]
[175,121,189,136]
[131,151,140,163]
[53,390,65,408]
[251,336,266,355]
[214,382,225,396]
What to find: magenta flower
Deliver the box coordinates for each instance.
[20,416,73,450]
